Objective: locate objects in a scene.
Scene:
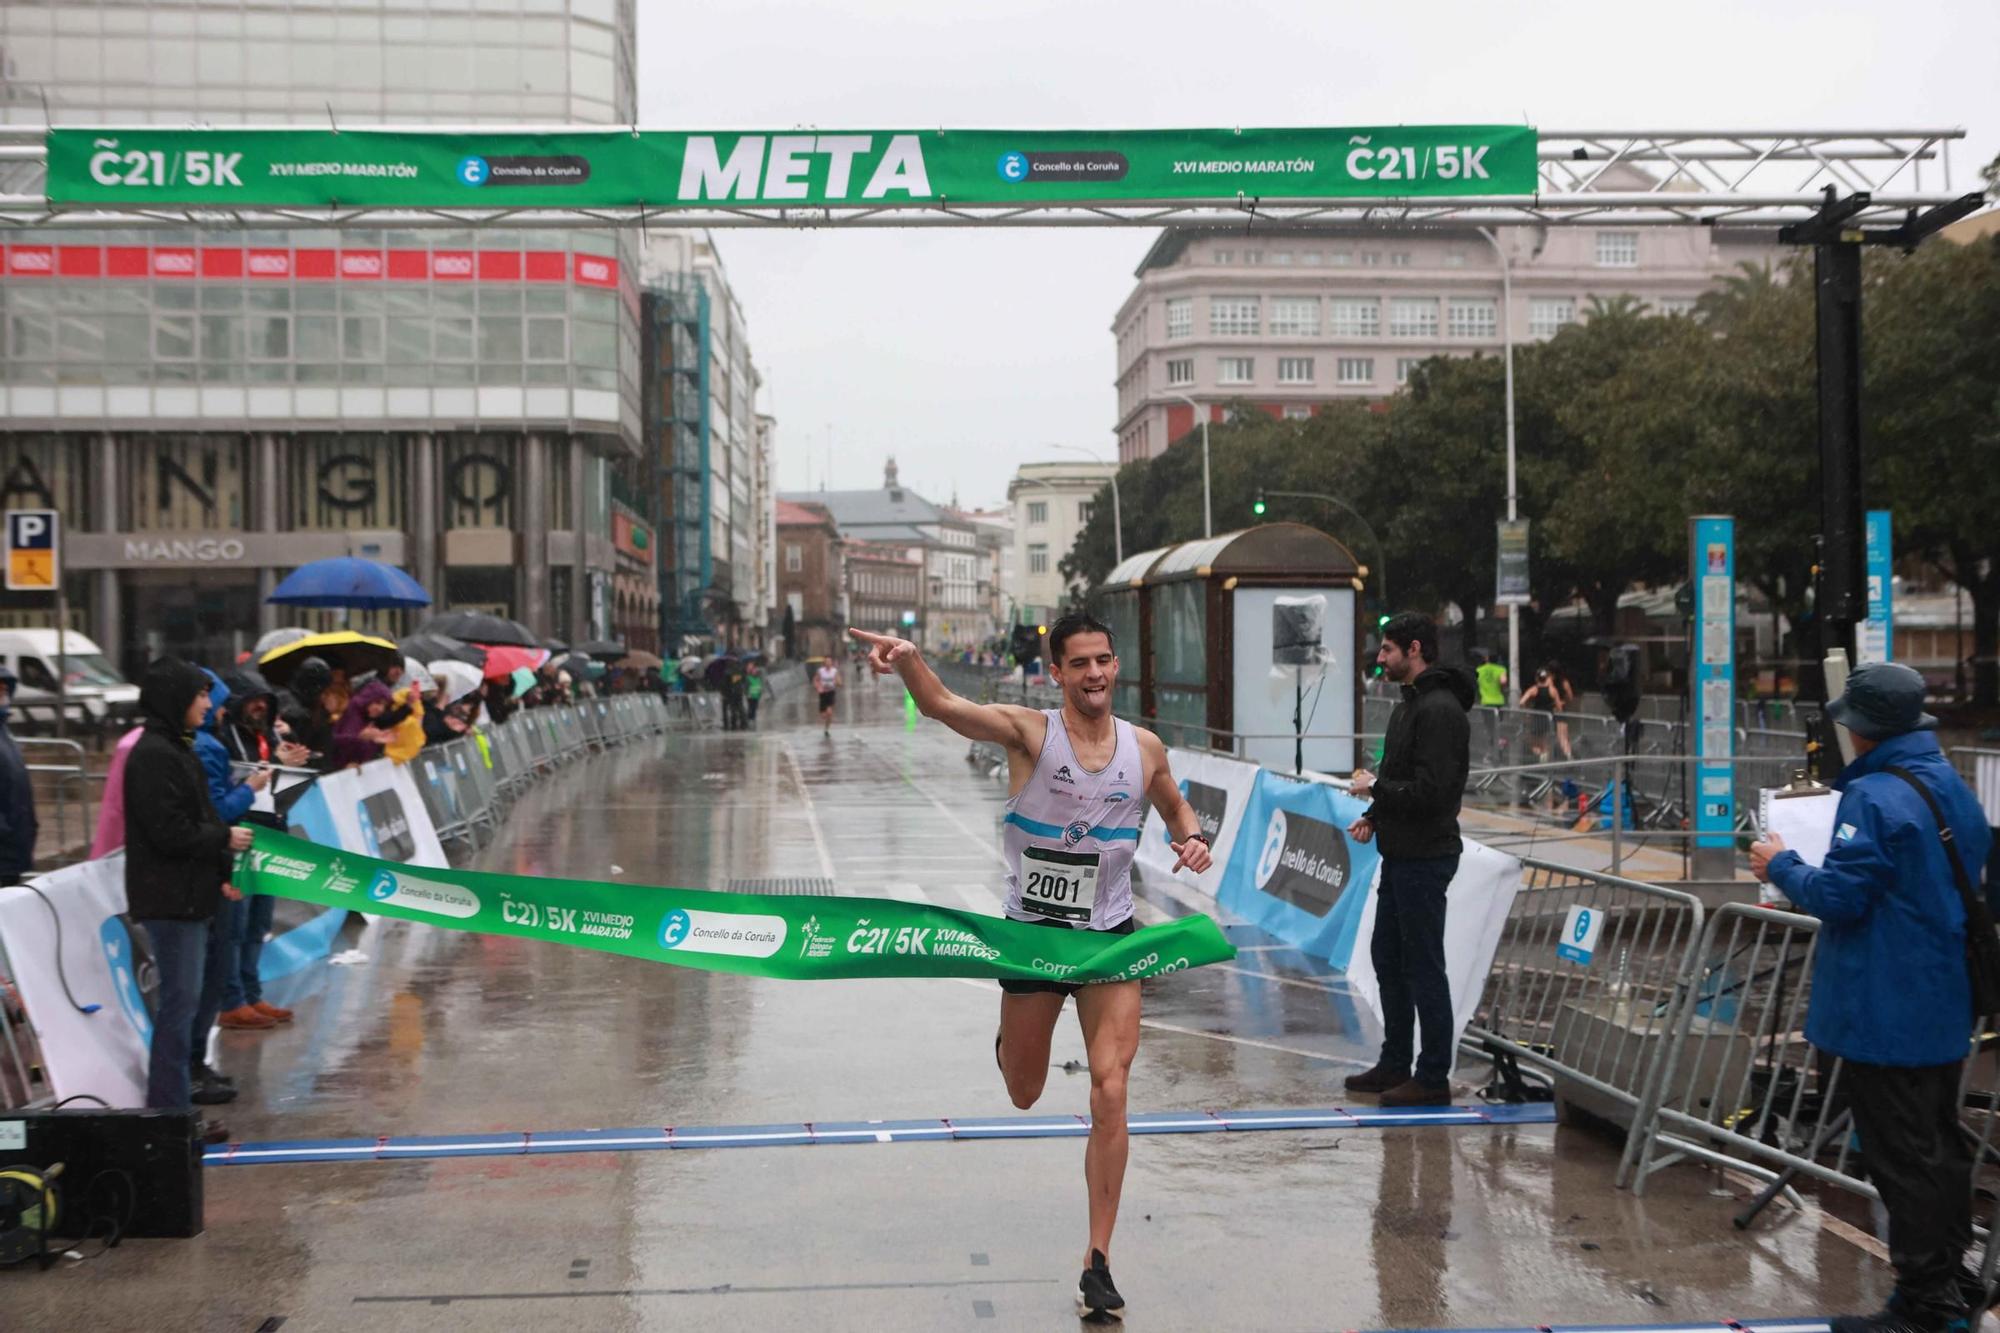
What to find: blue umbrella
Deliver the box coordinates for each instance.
[267,556,431,610]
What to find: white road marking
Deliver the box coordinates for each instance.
[781,742,838,883]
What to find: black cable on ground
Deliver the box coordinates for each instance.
[22,884,101,1015]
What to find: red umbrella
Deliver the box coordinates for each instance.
[479,645,550,681]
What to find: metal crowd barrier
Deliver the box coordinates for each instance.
[1466,860,1707,1150]
[1614,900,2000,1303]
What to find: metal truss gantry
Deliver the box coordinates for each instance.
[0,127,1977,232]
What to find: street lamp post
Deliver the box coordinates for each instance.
[1169,393,1213,538]
[1255,488,1389,610]
[1046,443,1122,567]
[1477,226,1521,699]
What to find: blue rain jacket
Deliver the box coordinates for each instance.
[193,668,255,826]
[1769,730,1993,1066]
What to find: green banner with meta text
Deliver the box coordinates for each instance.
[47,125,1538,209]
[237,828,1235,985]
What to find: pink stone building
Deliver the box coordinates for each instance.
[1111,224,1779,461]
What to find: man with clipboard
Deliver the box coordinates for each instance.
[1751,662,1993,1332]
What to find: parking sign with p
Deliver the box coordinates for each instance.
[5,510,59,591]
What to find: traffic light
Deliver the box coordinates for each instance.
[1252,490,1267,517]
[1377,614,1390,629]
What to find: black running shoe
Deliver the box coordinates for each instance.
[1077,1248,1125,1320]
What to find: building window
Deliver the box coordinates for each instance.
[1209,297,1260,336]
[1301,251,1324,266]
[1444,251,1467,268]
[1027,500,1048,525]
[1212,249,1233,264]
[1336,357,1375,385]
[1243,250,1265,265]
[1329,299,1380,338]
[1166,357,1193,385]
[1388,299,1439,338]
[1529,298,1576,338]
[1217,356,1254,385]
[1277,356,1315,384]
[1078,500,1093,523]
[1447,298,1498,339]
[1270,251,1293,266]
[1361,251,1382,267]
[1390,252,1413,267]
[1396,357,1424,385]
[1596,231,1639,267]
[1028,543,1050,575]
[1166,297,1191,339]
[1270,297,1320,337]
[785,543,802,573]
[1330,251,1353,267]
[1282,405,1312,421]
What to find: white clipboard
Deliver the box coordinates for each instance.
[1759,779,1840,869]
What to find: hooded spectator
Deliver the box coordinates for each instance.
[87,724,143,859]
[333,679,397,767]
[124,658,252,1128]
[0,664,37,886]
[277,655,337,770]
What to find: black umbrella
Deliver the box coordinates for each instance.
[542,637,570,655]
[401,632,487,669]
[416,611,540,648]
[577,639,627,661]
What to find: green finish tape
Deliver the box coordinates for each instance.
[239,828,1235,984]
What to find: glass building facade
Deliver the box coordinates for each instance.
[0,0,641,671]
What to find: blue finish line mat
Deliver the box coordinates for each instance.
[1360,1323,1830,1333]
[206,1101,1555,1167]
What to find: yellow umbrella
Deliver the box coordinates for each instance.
[257,630,402,687]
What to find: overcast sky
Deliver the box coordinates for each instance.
[634,1,1997,511]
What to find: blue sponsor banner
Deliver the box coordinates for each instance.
[1691,516,1736,849]
[1861,509,1893,665]
[1216,769,1380,968]
[261,779,347,981]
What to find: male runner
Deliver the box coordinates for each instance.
[849,612,1213,1320]
[813,657,841,733]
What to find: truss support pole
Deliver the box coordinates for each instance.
[1813,220,1866,673]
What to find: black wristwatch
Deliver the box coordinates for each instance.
[1185,831,1211,847]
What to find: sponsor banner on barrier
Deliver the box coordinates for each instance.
[1343,838,1523,1076]
[238,827,1236,984]
[314,760,449,870]
[1137,748,1258,901]
[1217,768,1381,968]
[0,855,152,1108]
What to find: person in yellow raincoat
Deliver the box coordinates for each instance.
[381,657,433,764]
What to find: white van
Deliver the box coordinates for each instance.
[0,629,140,724]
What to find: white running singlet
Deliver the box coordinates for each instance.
[1001,710,1143,930]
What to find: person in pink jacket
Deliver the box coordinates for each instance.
[88,725,144,859]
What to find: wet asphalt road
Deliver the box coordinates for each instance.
[8,675,1887,1330]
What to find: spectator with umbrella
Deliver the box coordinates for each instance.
[267,556,430,616]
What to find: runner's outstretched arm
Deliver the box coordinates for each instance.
[847,628,1037,750]
[1138,730,1215,876]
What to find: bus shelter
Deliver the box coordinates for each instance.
[1090,522,1364,772]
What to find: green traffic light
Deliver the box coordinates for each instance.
[1252,500,1266,516]
[1377,614,1390,628]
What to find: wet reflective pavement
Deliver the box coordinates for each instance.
[11,677,1888,1330]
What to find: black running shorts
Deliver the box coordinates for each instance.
[999,915,1138,997]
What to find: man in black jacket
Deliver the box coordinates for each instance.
[0,664,38,886]
[125,659,252,1120]
[1343,613,1473,1107]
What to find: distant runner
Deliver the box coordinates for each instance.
[849,613,1213,1320]
[813,658,841,733]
